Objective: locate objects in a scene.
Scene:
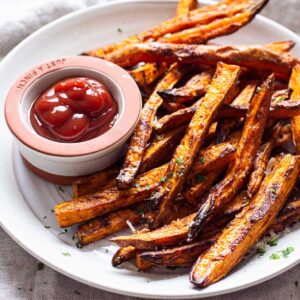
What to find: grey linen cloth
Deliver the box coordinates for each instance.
[0,0,300,299]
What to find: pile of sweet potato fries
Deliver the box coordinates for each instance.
[55,0,300,288]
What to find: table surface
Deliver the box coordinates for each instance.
[1,0,300,299]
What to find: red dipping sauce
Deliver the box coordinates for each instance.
[30,77,118,143]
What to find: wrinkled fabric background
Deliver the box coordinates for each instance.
[0,0,299,299]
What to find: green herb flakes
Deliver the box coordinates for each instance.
[160,176,167,183]
[37,262,44,271]
[62,252,71,257]
[199,157,205,164]
[76,242,83,249]
[117,28,122,33]
[57,185,65,193]
[196,174,205,183]
[281,246,294,258]
[268,237,278,247]
[270,253,281,260]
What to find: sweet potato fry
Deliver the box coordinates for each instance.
[215,118,241,144]
[112,246,137,267]
[157,70,213,103]
[270,199,300,233]
[264,40,296,54]
[151,63,241,228]
[219,99,300,119]
[183,169,224,205]
[85,0,258,58]
[176,0,197,16]
[159,0,268,44]
[55,164,167,228]
[188,74,274,241]
[79,198,194,246]
[116,64,187,189]
[190,154,300,287]
[139,126,187,174]
[56,138,240,228]
[162,102,186,113]
[290,65,300,153]
[247,140,274,197]
[136,197,300,269]
[155,100,200,134]
[155,89,293,134]
[107,43,298,78]
[137,237,216,269]
[231,80,258,106]
[77,203,147,245]
[72,167,119,198]
[187,140,237,179]
[129,63,168,89]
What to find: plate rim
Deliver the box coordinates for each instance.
[0,0,300,298]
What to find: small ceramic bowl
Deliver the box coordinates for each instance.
[5,56,142,184]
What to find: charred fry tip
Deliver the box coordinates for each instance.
[156,89,175,102]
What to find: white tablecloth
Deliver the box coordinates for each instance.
[1,0,299,299]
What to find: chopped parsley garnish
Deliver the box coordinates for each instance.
[160,176,167,183]
[43,216,47,219]
[136,208,145,216]
[72,234,76,240]
[146,185,151,190]
[62,252,71,257]
[256,245,266,256]
[268,237,278,247]
[135,183,141,188]
[235,57,242,63]
[37,262,44,270]
[76,242,83,249]
[169,172,174,178]
[50,209,54,213]
[273,95,285,103]
[199,157,205,164]
[196,174,205,184]
[117,28,122,33]
[178,166,185,177]
[104,248,109,253]
[270,253,281,260]
[57,185,65,193]
[44,225,51,229]
[281,246,294,258]
[175,157,184,165]
[59,229,68,235]
[269,246,294,260]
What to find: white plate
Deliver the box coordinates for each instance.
[0,0,300,298]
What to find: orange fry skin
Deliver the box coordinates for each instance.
[157,70,213,103]
[159,0,268,44]
[176,0,198,16]
[116,64,186,189]
[106,43,298,78]
[84,0,257,57]
[112,246,138,267]
[190,154,300,287]
[139,126,187,174]
[188,74,274,241]
[55,164,167,228]
[290,64,300,153]
[151,63,241,228]
[77,203,147,245]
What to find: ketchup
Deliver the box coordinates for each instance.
[30,77,118,142]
